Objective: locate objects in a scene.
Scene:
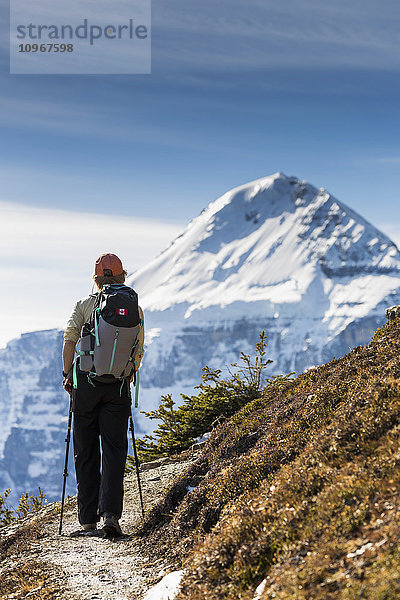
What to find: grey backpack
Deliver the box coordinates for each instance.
[76,284,143,386]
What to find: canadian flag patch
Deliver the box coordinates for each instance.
[117,308,128,316]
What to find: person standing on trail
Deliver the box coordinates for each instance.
[62,253,144,536]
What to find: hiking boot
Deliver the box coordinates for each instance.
[82,523,96,532]
[102,513,123,537]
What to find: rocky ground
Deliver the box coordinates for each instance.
[0,453,199,600]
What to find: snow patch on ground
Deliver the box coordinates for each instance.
[143,570,184,600]
[252,578,267,600]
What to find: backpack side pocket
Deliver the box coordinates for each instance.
[79,323,94,372]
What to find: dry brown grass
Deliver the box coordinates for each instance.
[136,318,400,599]
[0,561,61,600]
[0,512,62,599]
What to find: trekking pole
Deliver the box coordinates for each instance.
[129,410,145,518]
[59,395,73,535]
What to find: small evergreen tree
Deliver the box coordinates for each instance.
[127,332,293,467]
[231,330,273,390]
[0,489,15,527]
[0,487,46,528]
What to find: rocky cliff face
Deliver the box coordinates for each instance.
[1,172,400,501]
[0,330,76,504]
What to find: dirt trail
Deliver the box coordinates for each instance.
[1,455,196,600]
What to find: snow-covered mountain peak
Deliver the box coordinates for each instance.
[128,173,400,315]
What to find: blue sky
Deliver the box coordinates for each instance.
[1,0,400,346]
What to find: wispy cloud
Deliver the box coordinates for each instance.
[5,0,400,75]
[352,155,400,167]
[0,95,159,141]
[150,0,400,71]
[375,157,400,164]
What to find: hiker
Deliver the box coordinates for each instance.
[62,253,144,536]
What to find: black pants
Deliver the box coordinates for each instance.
[73,373,131,525]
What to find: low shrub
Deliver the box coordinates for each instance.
[0,487,46,528]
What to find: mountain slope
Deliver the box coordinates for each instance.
[136,315,400,600]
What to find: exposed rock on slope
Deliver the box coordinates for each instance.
[0,330,69,504]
